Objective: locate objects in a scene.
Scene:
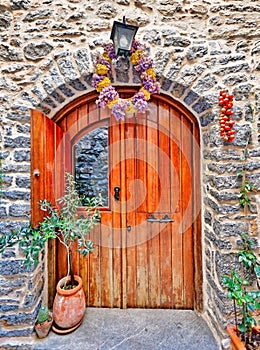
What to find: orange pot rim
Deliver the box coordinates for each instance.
[227,325,260,350]
[56,275,83,296]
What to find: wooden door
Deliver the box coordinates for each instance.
[31,110,64,305]
[31,91,202,310]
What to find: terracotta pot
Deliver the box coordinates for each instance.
[35,316,53,338]
[53,275,86,329]
[227,325,260,350]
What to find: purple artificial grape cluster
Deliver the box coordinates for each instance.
[96,86,119,108]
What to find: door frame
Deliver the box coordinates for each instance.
[48,88,202,311]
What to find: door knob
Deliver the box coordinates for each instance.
[114,187,120,200]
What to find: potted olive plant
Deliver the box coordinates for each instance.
[0,171,102,333]
[222,158,260,349]
[38,172,102,332]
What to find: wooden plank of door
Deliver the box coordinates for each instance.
[136,114,149,308]
[31,110,64,307]
[124,119,137,308]
[88,100,99,125]
[31,110,46,226]
[181,115,194,309]
[98,108,113,307]
[147,108,161,308]
[158,101,172,308]
[110,120,123,308]
[88,226,101,306]
[119,120,128,308]
[170,106,183,308]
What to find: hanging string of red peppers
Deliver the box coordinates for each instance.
[218,89,236,142]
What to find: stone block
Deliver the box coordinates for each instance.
[58,84,75,97]
[4,136,30,148]
[15,176,30,189]
[164,36,191,47]
[1,250,16,258]
[247,173,260,190]
[232,124,251,146]
[244,102,254,122]
[233,83,253,100]
[17,124,30,134]
[3,163,30,173]
[192,97,212,114]
[215,63,249,76]
[0,221,23,235]
[231,106,243,121]
[57,58,79,82]
[184,90,199,106]
[2,190,30,201]
[193,73,217,94]
[11,0,31,10]
[0,206,7,218]
[187,45,208,60]
[68,78,87,91]
[42,97,57,109]
[0,260,33,276]
[218,54,246,65]
[0,327,33,337]
[0,44,23,61]
[153,50,171,76]
[74,48,90,74]
[209,189,239,202]
[251,45,260,57]
[215,251,239,282]
[204,209,212,225]
[23,42,53,61]
[223,73,248,86]
[23,9,52,22]
[0,304,19,312]
[143,30,161,45]
[206,270,228,301]
[0,9,13,30]
[9,204,30,218]
[96,3,117,19]
[49,67,65,87]
[176,65,205,87]
[170,82,187,98]
[158,1,182,16]
[21,92,39,107]
[205,229,232,249]
[200,113,215,127]
[0,151,10,159]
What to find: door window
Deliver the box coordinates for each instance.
[74,126,109,206]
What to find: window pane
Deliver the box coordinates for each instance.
[74,126,108,206]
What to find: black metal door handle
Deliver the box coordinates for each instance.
[147,214,160,223]
[147,214,174,223]
[160,214,174,223]
[114,187,120,200]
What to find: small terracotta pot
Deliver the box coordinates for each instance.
[227,325,260,350]
[35,316,53,338]
[53,275,86,329]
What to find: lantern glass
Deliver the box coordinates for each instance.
[110,21,138,56]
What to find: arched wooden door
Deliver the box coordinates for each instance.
[31,90,202,310]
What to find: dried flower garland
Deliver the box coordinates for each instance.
[92,40,160,121]
[218,89,236,142]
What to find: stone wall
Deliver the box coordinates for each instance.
[0,0,259,348]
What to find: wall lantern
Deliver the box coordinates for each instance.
[110,16,139,57]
